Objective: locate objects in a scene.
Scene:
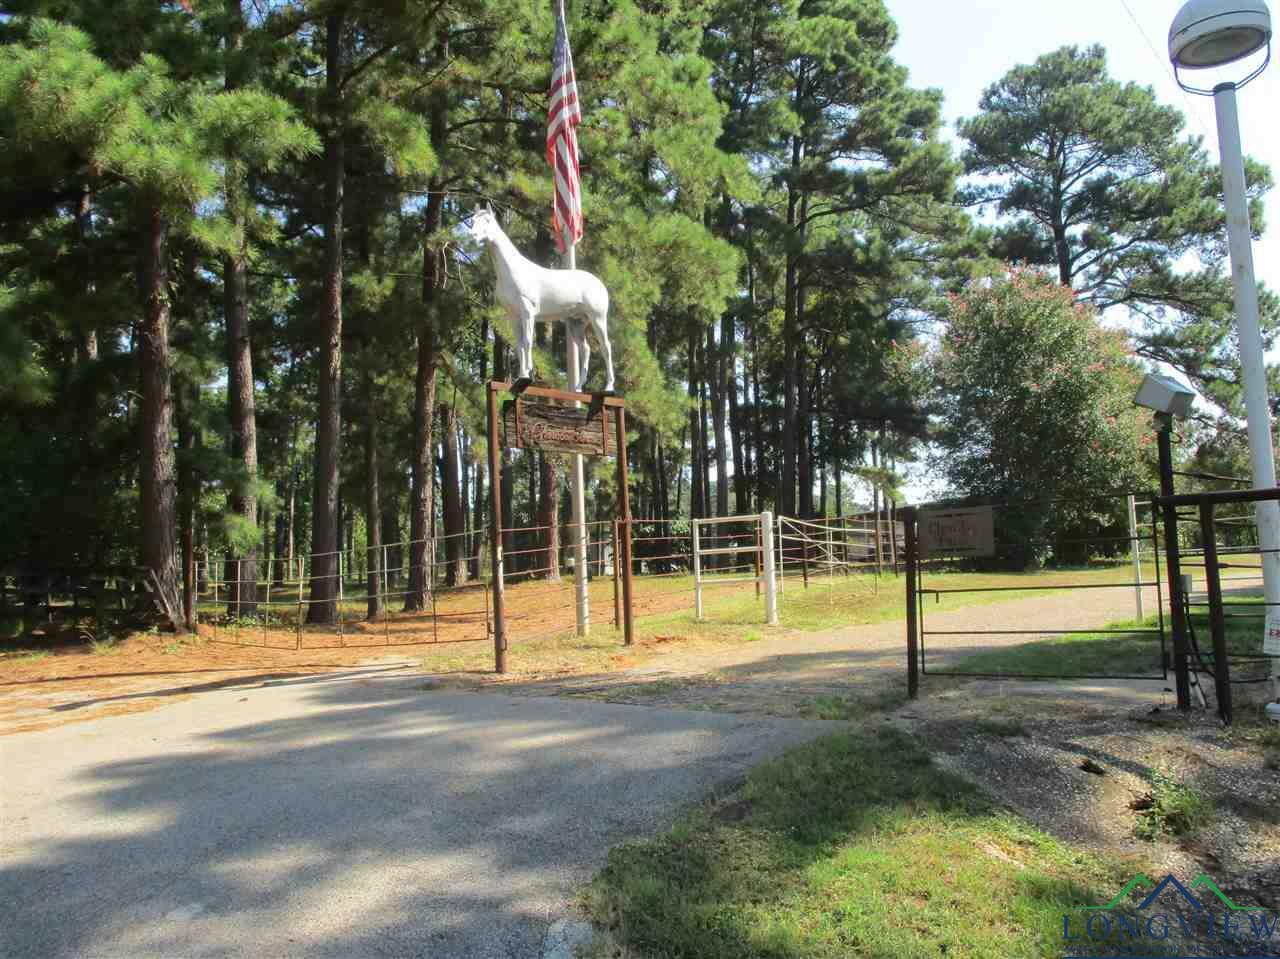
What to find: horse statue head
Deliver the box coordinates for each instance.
[468,205,502,246]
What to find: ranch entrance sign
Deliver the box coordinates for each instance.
[486,381,634,673]
[503,397,619,456]
[919,505,996,558]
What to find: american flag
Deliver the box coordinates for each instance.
[547,0,583,254]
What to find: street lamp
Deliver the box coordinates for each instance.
[1169,0,1280,703]
[1135,374,1200,710]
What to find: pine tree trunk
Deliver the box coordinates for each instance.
[782,196,799,516]
[710,326,728,520]
[137,203,181,629]
[460,430,471,567]
[442,403,466,587]
[224,246,258,617]
[405,190,444,611]
[749,289,765,512]
[75,185,99,364]
[223,0,257,619]
[307,9,346,624]
[726,316,748,517]
[538,454,561,581]
[176,378,197,632]
[687,329,703,519]
[494,332,516,568]
[381,491,399,591]
[364,363,383,620]
[471,457,485,581]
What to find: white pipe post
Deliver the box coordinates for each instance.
[1128,494,1144,622]
[1214,83,1280,688]
[761,511,779,625]
[564,244,590,638]
[692,519,704,620]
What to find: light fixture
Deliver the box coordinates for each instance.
[1169,0,1280,702]
[1170,0,1272,92]
[1134,373,1196,420]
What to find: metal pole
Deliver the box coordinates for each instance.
[612,519,622,630]
[1128,494,1144,621]
[563,244,591,638]
[754,522,762,599]
[1198,501,1234,724]
[487,383,508,672]
[761,511,779,626]
[904,506,920,699]
[777,514,785,594]
[1214,83,1280,696]
[692,519,704,621]
[615,403,635,645]
[1157,416,1192,710]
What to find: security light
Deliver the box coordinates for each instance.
[1134,373,1196,419]
[1170,0,1272,91]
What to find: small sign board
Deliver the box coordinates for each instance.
[920,505,996,558]
[502,398,618,456]
[1265,612,1280,657]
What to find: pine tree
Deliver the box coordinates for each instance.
[960,44,1278,412]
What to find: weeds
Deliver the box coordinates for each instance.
[1132,770,1212,840]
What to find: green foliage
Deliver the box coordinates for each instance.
[930,269,1151,566]
[960,44,1278,414]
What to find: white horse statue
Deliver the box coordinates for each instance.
[468,207,615,393]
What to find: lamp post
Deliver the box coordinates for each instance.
[1137,374,1199,710]
[1169,0,1280,699]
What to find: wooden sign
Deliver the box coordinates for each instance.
[919,505,995,558]
[502,398,618,456]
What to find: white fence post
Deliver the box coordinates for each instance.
[692,519,704,621]
[1128,494,1144,621]
[761,511,779,626]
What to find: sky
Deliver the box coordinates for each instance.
[888,0,1278,293]
[883,0,1279,502]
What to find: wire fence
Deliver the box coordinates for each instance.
[187,510,906,651]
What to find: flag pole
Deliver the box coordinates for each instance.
[565,240,590,638]
[552,0,589,637]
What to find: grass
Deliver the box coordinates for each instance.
[952,596,1268,679]
[799,688,910,720]
[400,562,1189,678]
[1132,770,1213,841]
[584,723,1134,959]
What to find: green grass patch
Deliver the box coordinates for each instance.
[1132,770,1213,841]
[585,727,1131,959]
[952,596,1266,679]
[799,688,909,720]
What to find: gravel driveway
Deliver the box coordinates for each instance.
[1,673,828,958]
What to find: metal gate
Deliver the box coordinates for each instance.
[903,492,1171,695]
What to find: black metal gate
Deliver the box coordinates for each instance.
[903,491,1170,696]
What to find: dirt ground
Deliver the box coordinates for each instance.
[0,573,749,736]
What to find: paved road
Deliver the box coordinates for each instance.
[1,670,827,958]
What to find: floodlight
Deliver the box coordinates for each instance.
[1170,0,1272,91]
[1134,373,1196,419]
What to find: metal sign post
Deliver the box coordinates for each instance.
[487,380,633,667]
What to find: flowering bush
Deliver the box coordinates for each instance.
[930,268,1152,567]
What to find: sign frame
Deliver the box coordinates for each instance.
[919,505,996,559]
